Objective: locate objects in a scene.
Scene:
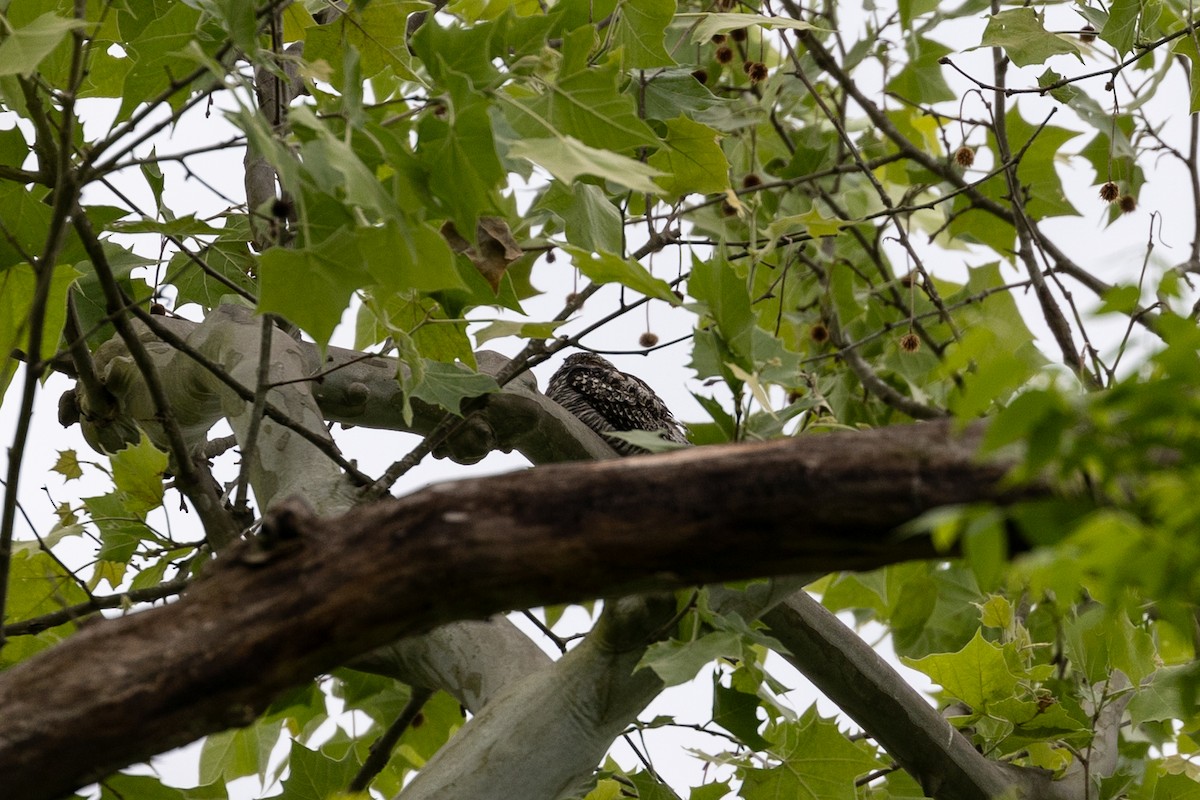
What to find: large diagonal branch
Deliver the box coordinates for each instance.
[0,420,1046,800]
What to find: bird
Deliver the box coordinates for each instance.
[546,353,689,456]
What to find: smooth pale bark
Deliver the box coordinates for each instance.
[0,419,1040,799]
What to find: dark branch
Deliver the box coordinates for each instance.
[0,420,1046,800]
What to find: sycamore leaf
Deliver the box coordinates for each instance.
[0,262,81,400]
[903,630,1020,709]
[713,680,771,750]
[605,430,690,453]
[1172,34,1200,114]
[978,8,1081,67]
[257,228,372,347]
[1099,0,1140,57]
[0,13,87,78]
[410,360,499,415]
[507,27,658,153]
[647,116,730,197]
[507,136,664,195]
[562,246,679,303]
[360,221,467,294]
[740,708,882,798]
[111,434,169,516]
[611,0,676,68]
[473,320,565,345]
[677,12,820,44]
[638,631,743,686]
[52,450,84,481]
[279,741,361,800]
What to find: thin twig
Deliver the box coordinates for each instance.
[347,686,435,793]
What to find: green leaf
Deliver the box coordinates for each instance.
[713,680,771,749]
[53,449,84,481]
[473,319,565,345]
[84,492,157,565]
[1172,34,1200,114]
[1004,111,1081,220]
[507,135,665,195]
[886,36,954,104]
[610,0,676,68]
[647,116,730,197]
[257,228,372,347]
[538,182,624,254]
[302,0,423,83]
[507,26,658,153]
[278,741,360,800]
[0,260,79,399]
[979,8,1081,68]
[562,246,679,303]
[0,550,89,668]
[360,221,467,294]
[111,433,169,515]
[111,215,225,237]
[0,12,87,78]
[166,238,258,311]
[904,629,1020,710]
[638,630,743,686]
[416,101,506,231]
[409,359,499,415]
[1100,0,1140,56]
[740,707,882,799]
[687,253,753,366]
[117,3,204,120]
[199,719,284,784]
[604,429,690,453]
[677,12,818,44]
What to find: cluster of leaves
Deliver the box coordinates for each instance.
[6,0,1200,797]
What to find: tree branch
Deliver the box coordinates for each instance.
[0,420,1043,799]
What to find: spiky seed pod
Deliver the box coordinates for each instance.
[711,33,726,44]
[1099,181,1120,202]
[741,173,763,189]
[719,199,737,216]
[1119,194,1137,213]
[730,27,748,42]
[954,146,975,167]
[810,323,829,343]
[715,46,734,64]
[547,353,689,456]
[691,69,709,84]
[899,333,921,353]
[1080,24,1096,43]
[748,62,769,84]
[639,332,659,348]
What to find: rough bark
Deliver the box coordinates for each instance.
[0,420,1042,799]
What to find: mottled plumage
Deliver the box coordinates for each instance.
[547,353,688,456]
